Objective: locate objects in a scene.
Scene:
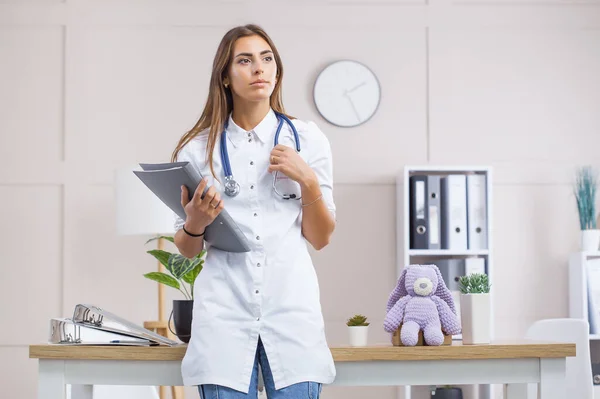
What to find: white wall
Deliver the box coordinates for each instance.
[2,1,600,398]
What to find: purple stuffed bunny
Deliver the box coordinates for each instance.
[384,264,461,346]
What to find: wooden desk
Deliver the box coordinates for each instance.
[29,340,575,399]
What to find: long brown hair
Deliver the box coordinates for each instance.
[171,24,293,181]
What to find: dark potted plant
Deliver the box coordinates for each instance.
[431,385,463,399]
[145,235,205,343]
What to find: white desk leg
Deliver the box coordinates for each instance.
[39,360,66,399]
[539,358,567,399]
[504,383,528,399]
[71,385,93,399]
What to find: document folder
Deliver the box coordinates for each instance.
[49,318,154,346]
[466,174,488,250]
[48,304,180,346]
[427,175,441,250]
[409,175,429,249]
[133,162,251,253]
[441,174,468,250]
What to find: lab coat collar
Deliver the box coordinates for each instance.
[225,108,277,148]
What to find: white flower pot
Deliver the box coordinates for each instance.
[581,229,600,252]
[348,326,369,347]
[459,293,491,345]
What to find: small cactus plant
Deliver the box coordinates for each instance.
[346,314,370,327]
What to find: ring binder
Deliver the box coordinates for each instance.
[48,304,180,346]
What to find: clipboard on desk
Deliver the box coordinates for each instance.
[133,162,250,253]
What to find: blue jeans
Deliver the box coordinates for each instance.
[197,338,322,399]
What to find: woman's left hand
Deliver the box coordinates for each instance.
[268,144,316,186]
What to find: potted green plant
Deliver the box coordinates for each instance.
[145,235,205,343]
[458,273,491,345]
[346,314,369,347]
[574,166,599,251]
[431,385,463,399]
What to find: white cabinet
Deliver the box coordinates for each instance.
[568,251,600,395]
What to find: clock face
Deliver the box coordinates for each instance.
[313,60,381,127]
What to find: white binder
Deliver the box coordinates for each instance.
[465,257,486,275]
[441,174,468,250]
[587,259,600,334]
[427,175,441,250]
[467,174,488,250]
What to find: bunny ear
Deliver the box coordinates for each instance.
[386,267,409,313]
[432,265,457,315]
[398,267,408,297]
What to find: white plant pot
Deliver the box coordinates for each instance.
[460,293,491,345]
[581,229,600,252]
[348,326,369,347]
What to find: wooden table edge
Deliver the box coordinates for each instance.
[29,342,576,362]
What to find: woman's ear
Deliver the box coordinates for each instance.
[223,77,230,88]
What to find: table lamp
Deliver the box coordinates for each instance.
[114,165,176,325]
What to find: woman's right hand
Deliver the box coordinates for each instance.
[180,177,224,234]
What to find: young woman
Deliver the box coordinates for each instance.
[171,24,337,399]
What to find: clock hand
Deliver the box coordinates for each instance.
[347,81,366,94]
[345,94,361,123]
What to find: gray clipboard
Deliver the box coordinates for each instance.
[133,162,250,253]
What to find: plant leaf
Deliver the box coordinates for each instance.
[346,314,369,326]
[146,249,173,273]
[168,253,202,279]
[459,273,490,294]
[182,262,203,285]
[145,235,175,245]
[143,272,180,290]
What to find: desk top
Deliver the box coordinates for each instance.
[29,340,575,362]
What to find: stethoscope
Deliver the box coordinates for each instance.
[220,111,302,200]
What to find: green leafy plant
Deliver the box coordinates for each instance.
[458,273,490,294]
[346,314,370,327]
[144,235,205,300]
[574,166,598,230]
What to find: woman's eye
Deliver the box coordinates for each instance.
[264,56,273,62]
[239,58,250,64]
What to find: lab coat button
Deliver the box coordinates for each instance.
[250,185,254,189]
[255,290,259,294]
[257,263,261,267]
[250,161,254,165]
[256,236,260,240]
[254,213,258,217]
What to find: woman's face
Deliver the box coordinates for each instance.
[226,35,278,103]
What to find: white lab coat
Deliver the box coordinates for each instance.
[174,109,337,393]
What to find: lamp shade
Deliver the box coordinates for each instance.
[114,165,176,236]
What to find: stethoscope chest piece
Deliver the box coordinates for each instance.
[224,176,240,197]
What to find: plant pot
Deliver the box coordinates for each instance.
[459,293,491,345]
[348,326,369,346]
[431,387,463,399]
[581,229,600,251]
[170,299,193,343]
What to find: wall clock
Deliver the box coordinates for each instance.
[313,60,381,127]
